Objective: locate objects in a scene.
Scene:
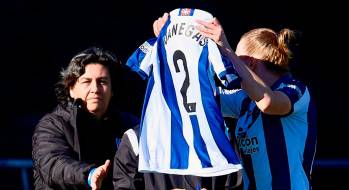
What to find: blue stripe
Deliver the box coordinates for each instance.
[262,115,291,190]
[0,159,33,168]
[238,100,256,190]
[190,115,212,168]
[303,96,317,189]
[199,45,240,165]
[158,26,189,169]
[190,9,194,16]
[21,169,30,190]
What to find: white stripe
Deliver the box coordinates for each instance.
[125,129,139,156]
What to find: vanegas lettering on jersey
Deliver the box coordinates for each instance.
[163,22,208,46]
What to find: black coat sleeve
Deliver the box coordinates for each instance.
[32,114,94,189]
[113,129,143,190]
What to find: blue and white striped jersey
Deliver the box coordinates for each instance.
[126,8,241,176]
[220,75,317,190]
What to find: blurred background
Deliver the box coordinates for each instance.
[0,0,347,189]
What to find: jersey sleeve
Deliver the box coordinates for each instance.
[219,88,247,118]
[126,38,157,80]
[113,128,143,190]
[275,79,307,115]
[207,40,241,89]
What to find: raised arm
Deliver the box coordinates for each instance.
[196,19,291,115]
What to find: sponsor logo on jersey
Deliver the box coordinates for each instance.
[180,8,192,16]
[238,136,260,155]
[139,41,151,54]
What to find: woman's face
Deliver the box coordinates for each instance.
[236,41,254,67]
[69,63,112,119]
[236,40,263,70]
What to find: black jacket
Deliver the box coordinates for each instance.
[32,100,138,190]
[113,126,242,190]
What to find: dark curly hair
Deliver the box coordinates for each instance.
[55,47,122,106]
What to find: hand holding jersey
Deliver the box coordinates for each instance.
[195,19,234,58]
[153,12,169,37]
[196,18,293,115]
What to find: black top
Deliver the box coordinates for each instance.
[32,99,138,190]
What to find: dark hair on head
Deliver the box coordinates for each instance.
[55,47,122,106]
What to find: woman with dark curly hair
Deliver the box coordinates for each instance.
[32,47,138,190]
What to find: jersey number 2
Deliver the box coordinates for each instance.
[173,50,196,113]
